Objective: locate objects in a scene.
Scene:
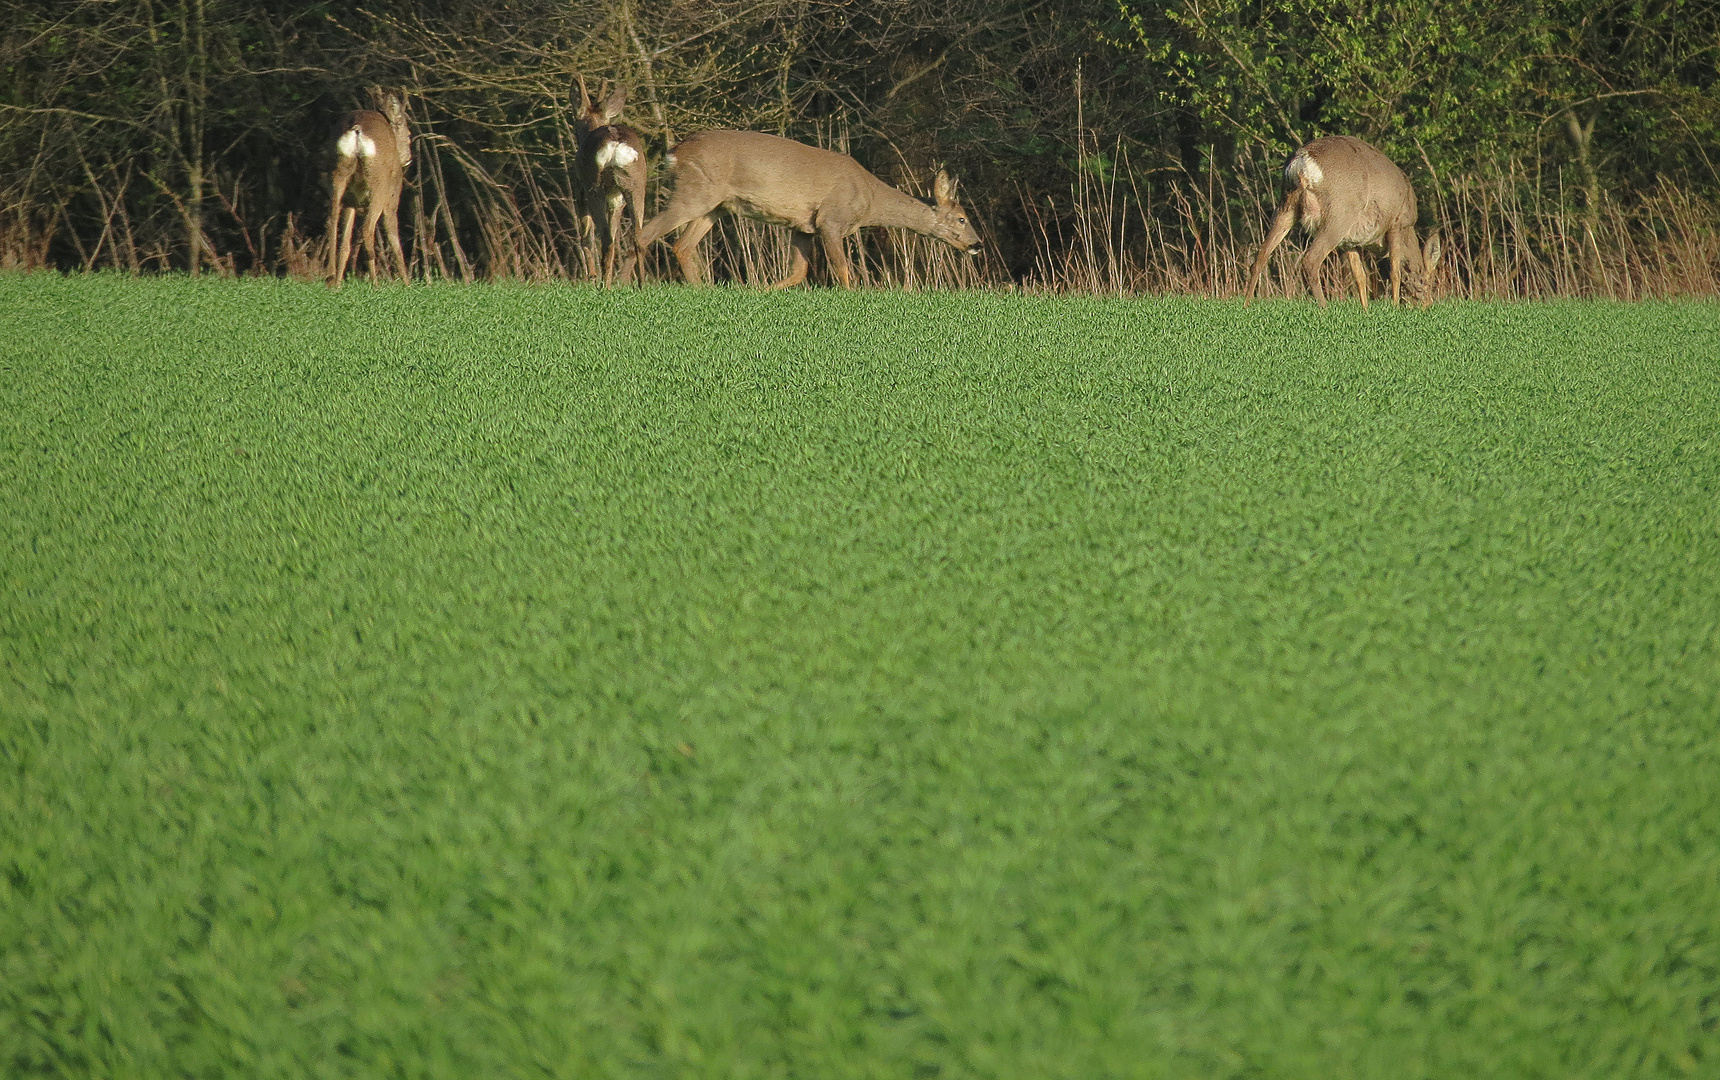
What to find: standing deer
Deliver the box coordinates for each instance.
[326,88,412,288]
[326,87,411,287]
[1244,135,1441,309]
[635,130,982,289]
[573,78,647,286]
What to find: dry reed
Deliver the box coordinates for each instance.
[17,95,1717,300]
[1020,137,1720,301]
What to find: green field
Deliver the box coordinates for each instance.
[3,274,1718,1078]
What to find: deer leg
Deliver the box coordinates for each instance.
[628,172,647,285]
[817,224,853,289]
[360,200,385,284]
[325,166,353,285]
[1387,230,1406,306]
[1300,230,1342,308]
[383,204,408,283]
[592,200,612,287]
[1244,191,1300,305]
[603,192,626,287]
[1347,250,1370,311]
[576,208,598,281]
[1383,227,1405,306]
[769,231,815,290]
[569,187,592,281]
[671,214,716,285]
[333,206,358,289]
[639,195,721,254]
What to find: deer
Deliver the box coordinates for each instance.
[635,130,982,289]
[1244,135,1442,309]
[572,78,647,286]
[326,87,412,288]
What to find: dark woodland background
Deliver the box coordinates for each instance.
[4,0,1717,295]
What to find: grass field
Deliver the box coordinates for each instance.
[3,273,1718,1079]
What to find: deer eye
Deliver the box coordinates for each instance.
[957,216,967,224]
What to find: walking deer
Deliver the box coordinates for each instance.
[1244,135,1441,309]
[326,87,412,287]
[573,78,647,286]
[636,130,982,288]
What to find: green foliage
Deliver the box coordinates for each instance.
[6,0,1716,276]
[1110,0,1720,181]
[4,275,1719,1077]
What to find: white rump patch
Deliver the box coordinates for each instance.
[1287,151,1324,187]
[596,142,639,170]
[336,128,377,160]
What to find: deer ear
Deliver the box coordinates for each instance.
[1423,230,1443,274]
[934,169,955,204]
[603,87,627,122]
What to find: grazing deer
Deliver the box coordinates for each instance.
[636,130,982,288]
[1244,135,1441,309]
[573,78,647,286]
[326,88,412,288]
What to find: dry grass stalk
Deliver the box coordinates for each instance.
[1022,148,1720,301]
[12,88,1716,300]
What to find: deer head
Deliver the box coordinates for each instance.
[927,170,982,255]
[1411,232,1443,306]
[637,131,981,288]
[365,85,412,168]
[574,76,628,140]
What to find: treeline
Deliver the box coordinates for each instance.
[3,0,1717,295]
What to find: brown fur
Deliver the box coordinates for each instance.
[636,130,982,289]
[573,82,647,286]
[1244,135,1442,309]
[326,88,411,288]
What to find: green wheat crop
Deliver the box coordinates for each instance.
[3,274,1718,1079]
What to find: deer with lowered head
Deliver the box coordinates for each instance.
[1244,135,1441,309]
[636,130,982,288]
[326,87,412,288]
[573,77,647,286]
